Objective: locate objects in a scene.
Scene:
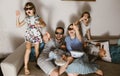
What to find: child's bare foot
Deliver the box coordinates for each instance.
[95,69,103,76]
[24,67,30,75]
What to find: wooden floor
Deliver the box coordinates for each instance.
[0,58,4,76]
[1,58,120,76]
[18,60,120,76]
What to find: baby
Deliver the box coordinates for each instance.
[47,48,66,60]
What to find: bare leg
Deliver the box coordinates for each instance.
[50,69,59,76]
[34,42,39,59]
[24,41,32,75]
[68,73,79,76]
[59,57,74,75]
[95,69,103,76]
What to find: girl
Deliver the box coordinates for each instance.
[65,24,103,76]
[78,12,106,62]
[16,2,46,75]
[76,11,92,41]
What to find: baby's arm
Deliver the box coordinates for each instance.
[16,10,25,27]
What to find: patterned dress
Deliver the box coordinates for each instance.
[24,15,43,43]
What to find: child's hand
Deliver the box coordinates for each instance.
[95,43,101,47]
[79,17,84,21]
[79,17,88,22]
[60,45,66,50]
[16,10,20,17]
[35,20,42,28]
[62,55,67,61]
[83,42,88,48]
[35,23,39,28]
[74,20,79,25]
[66,56,74,64]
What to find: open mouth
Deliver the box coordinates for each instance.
[84,18,88,21]
[28,12,31,14]
[70,31,74,34]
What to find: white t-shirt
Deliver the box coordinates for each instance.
[81,22,91,37]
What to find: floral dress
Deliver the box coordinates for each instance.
[24,15,43,43]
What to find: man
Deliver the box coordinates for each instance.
[37,27,73,76]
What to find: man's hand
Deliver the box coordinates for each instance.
[43,32,51,43]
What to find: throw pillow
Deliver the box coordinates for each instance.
[88,40,111,62]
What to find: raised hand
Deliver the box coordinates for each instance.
[73,23,79,31]
[16,10,20,17]
[79,17,84,22]
[43,32,51,43]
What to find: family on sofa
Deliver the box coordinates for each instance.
[15,2,107,76]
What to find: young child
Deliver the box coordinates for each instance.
[75,12,106,62]
[16,2,46,75]
[75,11,91,41]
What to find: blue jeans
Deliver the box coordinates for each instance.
[29,42,45,61]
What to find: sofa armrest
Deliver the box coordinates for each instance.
[1,43,25,76]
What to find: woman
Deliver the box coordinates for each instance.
[65,23,103,76]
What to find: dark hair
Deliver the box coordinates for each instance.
[81,11,91,18]
[67,24,73,30]
[55,27,64,34]
[24,2,36,15]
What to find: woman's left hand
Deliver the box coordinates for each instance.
[73,23,79,31]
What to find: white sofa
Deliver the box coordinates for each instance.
[1,43,25,76]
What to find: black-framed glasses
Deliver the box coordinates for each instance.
[24,7,33,11]
[55,31,63,35]
[68,28,73,31]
